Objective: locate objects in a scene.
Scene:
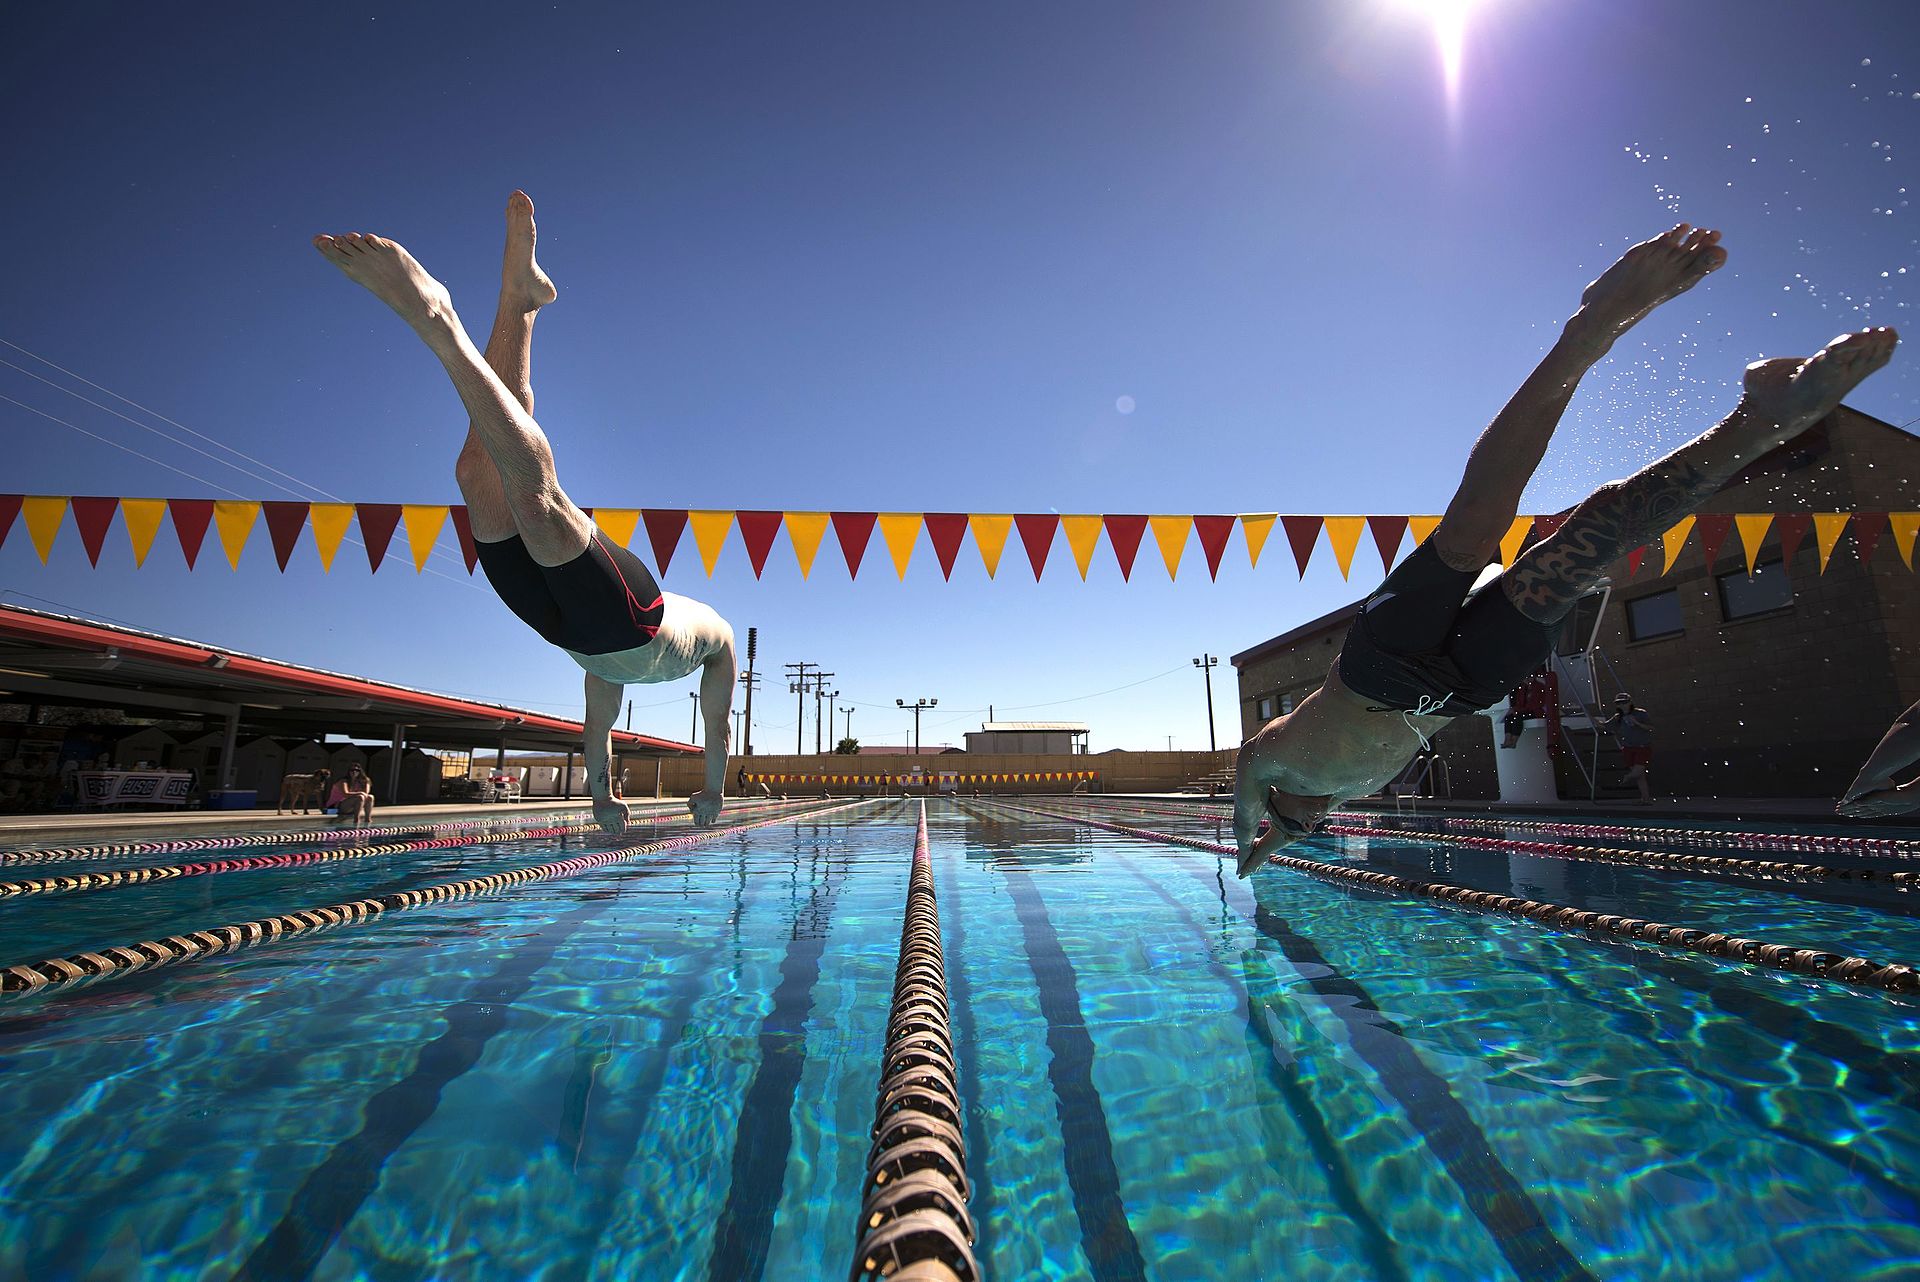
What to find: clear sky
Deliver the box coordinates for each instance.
[4,0,1917,753]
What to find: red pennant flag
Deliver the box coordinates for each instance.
[1014,514,1058,580]
[1194,516,1236,580]
[1529,513,1568,545]
[1366,515,1409,574]
[1104,515,1147,581]
[447,506,479,573]
[1281,516,1323,576]
[0,494,20,551]
[261,501,310,572]
[70,497,120,567]
[357,504,402,572]
[1852,511,1888,564]
[736,510,784,578]
[924,513,969,579]
[832,512,878,578]
[642,509,688,576]
[1694,513,1734,571]
[169,499,214,569]
[1626,545,1646,578]
[1773,512,1812,567]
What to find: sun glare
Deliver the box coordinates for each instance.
[1393,0,1483,106]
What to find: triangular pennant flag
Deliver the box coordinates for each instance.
[0,494,20,552]
[122,498,166,567]
[212,500,259,570]
[311,503,355,572]
[1851,512,1888,565]
[1015,514,1059,580]
[1693,513,1734,572]
[1060,515,1103,581]
[878,513,923,580]
[1812,512,1849,572]
[1240,514,1275,569]
[832,512,878,578]
[1281,516,1322,576]
[169,499,214,570]
[402,504,448,571]
[1890,513,1920,569]
[924,513,969,580]
[1407,515,1444,547]
[970,514,1012,578]
[1366,515,1408,575]
[1497,515,1533,568]
[1104,515,1147,581]
[736,510,784,579]
[1528,513,1568,546]
[1660,517,1695,575]
[593,508,641,548]
[1324,516,1366,579]
[358,503,403,572]
[22,496,67,564]
[1733,514,1774,574]
[443,506,477,573]
[1149,515,1190,580]
[688,510,733,577]
[642,510,688,577]
[70,497,119,567]
[261,500,310,571]
[785,512,830,579]
[1194,515,1235,580]
[1773,513,1812,568]
[1626,546,1646,578]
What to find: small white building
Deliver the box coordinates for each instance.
[962,721,1089,755]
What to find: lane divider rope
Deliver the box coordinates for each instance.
[0,799,874,999]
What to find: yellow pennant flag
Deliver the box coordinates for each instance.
[1890,512,1920,569]
[878,513,922,580]
[1408,515,1443,547]
[22,496,67,564]
[310,503,354,571]
[1733,514,1775,574]
[1241,514,1276,568]
[1812,512,1849,572]
[593,508,641,548]
[785,512,829,578]
[1324,516,1366,579]
[970,514,1012,578]
[402,505,448,571]
[1061,515,1103,580]
[1498,515,1533,568]
[122,498,167,567]
[1660,516,1696,575]
[1149,515,1190,579]
[689,510,734,576]
[213,500,259,570]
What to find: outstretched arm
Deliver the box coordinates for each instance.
[583,671,630,834]
[688,632,738,825]
[1839,699,1920,817]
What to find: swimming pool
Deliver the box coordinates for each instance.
[2,799,1916,1279]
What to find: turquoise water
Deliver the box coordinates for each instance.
[2,800,1917,1279]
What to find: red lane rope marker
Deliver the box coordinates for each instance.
[0,799,876,999]
[993,802,1920,998]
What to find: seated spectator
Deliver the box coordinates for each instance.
[335,764,375,828]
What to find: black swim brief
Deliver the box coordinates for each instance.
[475,532,666,656]
[1335,540,1561,717]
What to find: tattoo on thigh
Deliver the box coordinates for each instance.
[1505,460,1713,619]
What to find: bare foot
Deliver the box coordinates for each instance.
[502,190,558,312]
[312,232,457,334]
[1569,224,1726,346]
[1738,327,1900,445]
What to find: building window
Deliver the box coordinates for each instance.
[1256,696,1275,720]
[1279,694,1297,714]
[1718,559,1794,622]
[1625,590,1682,642]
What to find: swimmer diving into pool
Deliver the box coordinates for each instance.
[314,194,736,835]
[1232,224,1899,876]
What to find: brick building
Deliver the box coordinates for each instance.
[1231,408,1917,801]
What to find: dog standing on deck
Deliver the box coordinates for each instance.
[278,768,332,814]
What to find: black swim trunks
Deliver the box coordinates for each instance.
[1335,540,1562,717]
[475,532,666,656]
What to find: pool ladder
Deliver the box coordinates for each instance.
[849,801,979,1281]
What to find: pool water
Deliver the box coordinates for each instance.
[2,800,1917,1280]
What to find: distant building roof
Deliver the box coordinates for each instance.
[977,721,1087,733]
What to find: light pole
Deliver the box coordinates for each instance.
[1192,654,1219,753]
[843,706,856,746]
[825,690,839,750]
[689,691,700,745]
[896,698,936,756]
[733,708,744,747]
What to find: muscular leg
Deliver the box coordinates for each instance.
[1502,326,1899,622]
[1429,226,1726,570]
[314,215,590,566]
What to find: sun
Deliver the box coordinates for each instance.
[1391,0,1485,104]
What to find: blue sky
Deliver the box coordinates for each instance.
[4,0,1916,752]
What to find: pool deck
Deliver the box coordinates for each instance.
[0,797,685,846]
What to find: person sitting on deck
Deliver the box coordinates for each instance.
[1232,224,1898,876]
[1839,699,1920,818]
[334,763,375,828]
[314,193,737,835]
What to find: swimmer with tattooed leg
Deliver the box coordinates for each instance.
[315,194,736,834]
[1233,225,1898,874]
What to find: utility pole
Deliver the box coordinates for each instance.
[689,691,700,745]
[738,668,761,754]
[785,661,819,755]
[810,671,836,754]
[733,708,743,748]
[824,690,840,751]
[1192,654,1219,753]
[896,697,937,756]
[741,627,759,755]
